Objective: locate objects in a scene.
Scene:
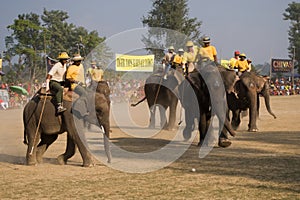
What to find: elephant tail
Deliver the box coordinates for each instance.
[23,130,28,145]
[131,96,146,107]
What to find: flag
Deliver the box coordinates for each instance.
[46,56,58,73]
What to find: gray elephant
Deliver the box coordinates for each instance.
[131,69,184,130]
[225,71,276,131]
[179,62,236,147]
[23,83,111,167]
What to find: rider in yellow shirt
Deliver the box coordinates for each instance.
[66,54,91,120]
[235,53,249,73]
[229,51,240,69]
[199,37,217,62]
[182,41,199,73]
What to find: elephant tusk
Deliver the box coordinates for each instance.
[100,125,105,133]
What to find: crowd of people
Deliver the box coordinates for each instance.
[269,77,300,96]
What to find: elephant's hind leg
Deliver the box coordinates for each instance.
[36,134,58,164]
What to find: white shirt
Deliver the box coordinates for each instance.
[48,62,66,82]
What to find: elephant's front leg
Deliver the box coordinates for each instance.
[159,106,168,130]
[247,87,258,132]
[149,105,156,129]
[231,109,241,130]
[198,111,207,146]
[57,134,75,165]
[36,134,58,164]
[26,131,41,166]
[166,100,178,130]
[66,117,94,167]
[183,107,195,141]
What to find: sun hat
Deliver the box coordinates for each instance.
[72,54,84,61]
[57,52,70,60]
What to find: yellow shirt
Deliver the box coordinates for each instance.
[182,46,199,63]
[229,57,239,69]
[66,64,85,90]
[235,60,249,72]
[91,68,104,82]
[199,45,217,61]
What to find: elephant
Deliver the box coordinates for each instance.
[23,83,111,167]
[224,71,276,131]
[131,68,184,130]
[178,62,236,147]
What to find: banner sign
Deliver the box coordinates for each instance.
[115,54,154,72]
[46,56,58,72]
[271,59,293,73]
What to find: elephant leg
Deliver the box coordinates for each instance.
[65,117,94,167]
[26,131,41,166]
[57,134,76,165]
[166,101,178,130]
[198,112,207,146]
[218,124,232,148]
[231,109,241,130]
[149,105,156,129]
[247,87,258,132]
[159,106,168,130]
[183,108,195,141]
[36,134,58,164]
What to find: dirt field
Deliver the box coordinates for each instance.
[0,95,299,199]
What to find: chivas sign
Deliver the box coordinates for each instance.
[271,59,293,73]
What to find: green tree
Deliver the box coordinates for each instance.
[142,0,202,61]
[283,1,300,73]
[6,12,44,85]
[4,9,110,87]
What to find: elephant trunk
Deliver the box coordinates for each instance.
[262,84,277,119]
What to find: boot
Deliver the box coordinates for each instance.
[57,103,67,113]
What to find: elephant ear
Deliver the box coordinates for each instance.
[255,76,268,93]
[220,69,237,94]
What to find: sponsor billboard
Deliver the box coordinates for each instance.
[271,59,293,73]
[115,54,154,72]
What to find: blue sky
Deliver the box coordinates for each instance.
[0,0,295,64]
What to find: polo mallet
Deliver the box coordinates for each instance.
[178,80,185,125]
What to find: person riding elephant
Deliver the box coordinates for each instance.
[23,81,112,166]
[45,52,70,113]
[65,54,93,122]
[182,40,199,74]
[198,36,218,63]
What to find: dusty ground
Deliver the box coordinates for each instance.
[0,95,299,199]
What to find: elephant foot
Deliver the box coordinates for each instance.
[197,141,204,147]
[183,129,192,141]
[165,126,175,131]
[82,161,94,167]
[148,124,155,129]
[248,128,258,132]
[26,161,37,166]
[36,156,43,164]
[57,154,67,165]
[218,138,231,148]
